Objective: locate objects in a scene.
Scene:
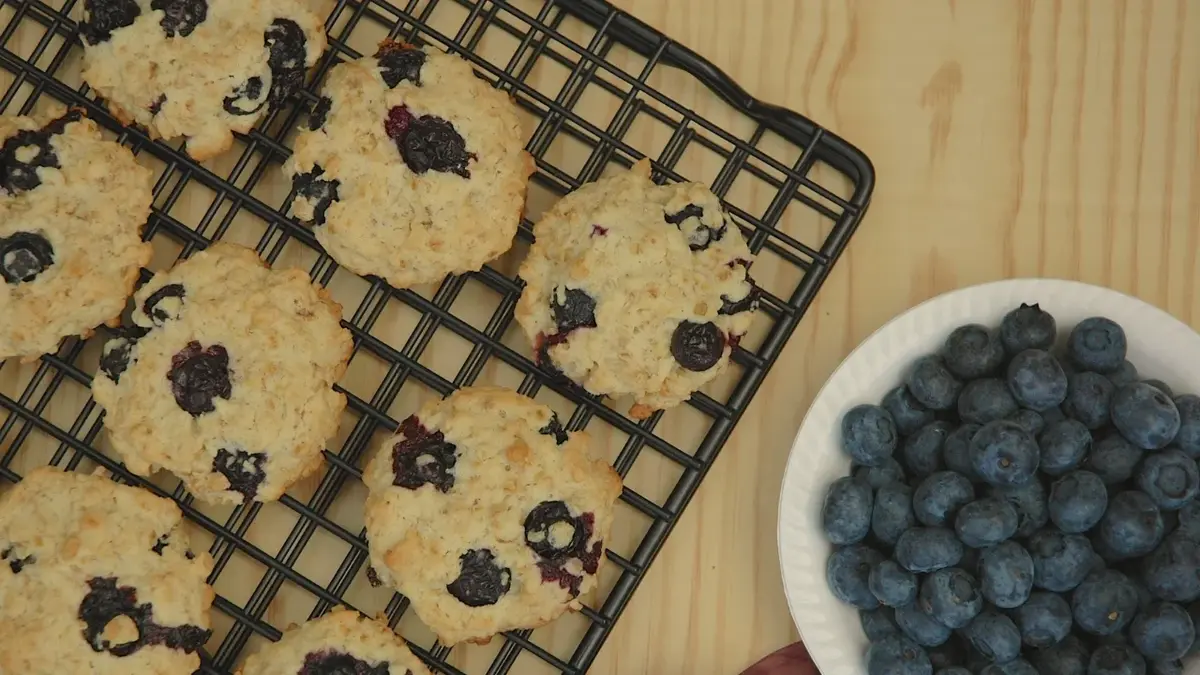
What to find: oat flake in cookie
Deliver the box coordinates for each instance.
[516,159,759,419]
[78,0,327,160]
[0,468,214,674]
[237,608,432,675]
[0,107,152,361]
[283,40,533,289]
[362,386,622,645]
[91,243,353,504]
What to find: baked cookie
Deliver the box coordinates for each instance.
[363,386,621,645]
[238,608,432,675]
[283,40,533,289]
[91,243,353,504]
[79,0,327,160]
[0,467,214,674]
[0,107,152,361]
[515,159,759,418]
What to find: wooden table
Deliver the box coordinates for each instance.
[1,1,1198,674]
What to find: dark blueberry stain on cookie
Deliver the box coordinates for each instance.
[150,0,207,38]
[299,649,391,675]
[167,341,231,416]
[375,41,426,88]
[538,413,568,445]
[550,287,597,335]
[149,94,167,116]
[590,224,608,237]
[79,577,211,657]
[0,109,81,195]
[670,320,724,372]
[1,546,35,574]
[80,0,140,45]
[524,501,588,561]
[151,535,169,556]
[0,232,55,284]
[365,566,383,588]
[264,18,308,110]
[391,415,458,492]
[143,283,186,324]
[222,76,267,116]
[534,333,569,382]
[446,548,511,607]
[533,511,601,597]
[664,204,704,226]
[99,327,145,384]
[719,278,761,316]
[212,448,267,502]
[384,105,475,178]
[308,96,332,131]
[665,203,727,251]
[292,164,341,226]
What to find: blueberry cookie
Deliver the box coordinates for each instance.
[238,608,432,675]
[91,243,353,504]
[283,41,533,289]
[515,159,759,418]
[79,0,327,160]
[0,468,214,674]
[362,386,622,644]
[0,107,152,361]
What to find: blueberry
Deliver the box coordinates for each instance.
[223,76,267,116]
[843,404,900,467]
[823,476,875,545]
[299,651,388,675]
[1029,529,1096,592]
[670,320,725,372]
[524,501,589,562]
[1008,350,1069,411]
[98,332,140,384]
[989,479,1050,538]
[944,424,981,479]
[827,543,885,609]
[867,634,934,675]
[1171,395,1200,458]
[908,356,964,411]
[0,110,79,195]
[1129,602,1194,661]
[375,41,426,88]
[1000,303,1058,355]
[1073,569,1140,635]
[895,527,963,573]
[896,602,953,647]
[1086,434,1143,485]
[1009,409,1046,436]
[1176,501,1200,539]
[1145,380,1175,397]
[905,422,953,479]
[918,567,983,629]
[872,559,919,607]
[78,576,211,657]
[142,283,185,325]
[167,341,231,416]
[212,448,266,502]
[1044,406,1068,425]
[857,458,907,490]
[873,482,917,547]
[1088,645,1147,675]
[550,287,598,334]
[1064,372,1118,430]
[1015,591,1073,648]
[884,386,936,436]
[1030,634,1090,675]
[1098,491,1164,560]
[308,96,332,131]
[963,611,1022,664]
[1149,660,1182,675]
[538,412,568,445]
[970,421,1040,487]
[1142,534,1200,602]
[447,549,511,607]
[1137,449,1199,510]
[862,607,901,641]
[1113,384,1182,451]
[927,637,968,670]
[1040,419,1094,476]
[955,497,1018,548]
[959,379,1020,425]
[150,0,206,38]
[943,324,1006,379]
[979,540,1035,608]
[292,165,340,226]
[390,416,458,492]
[1049,470,1109,533]
[981,659,1039,675]
[1,232,55,284]
[263,19,309,111]
[1069,318,1127,373]
[80,0,140,45]
[938,667,972,675]
[1109,361,1140,388]
[914,471,975,527]
[396,112,474,178]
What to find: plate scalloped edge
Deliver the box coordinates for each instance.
[776,278,1200,675]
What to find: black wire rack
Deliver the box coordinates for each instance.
[0,0,874,672]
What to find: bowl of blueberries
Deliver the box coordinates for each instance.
[777,279,1200,675]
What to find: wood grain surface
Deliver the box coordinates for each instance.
[1,1,1198,674]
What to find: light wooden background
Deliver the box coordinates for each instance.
[1,1,1199,674]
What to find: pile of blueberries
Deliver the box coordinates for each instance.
[822,303,1200,675]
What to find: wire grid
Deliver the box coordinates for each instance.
[0,0,874,672]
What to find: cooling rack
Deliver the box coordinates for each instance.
[0,0,875,672]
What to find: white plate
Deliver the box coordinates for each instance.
[776,279,1200,675]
